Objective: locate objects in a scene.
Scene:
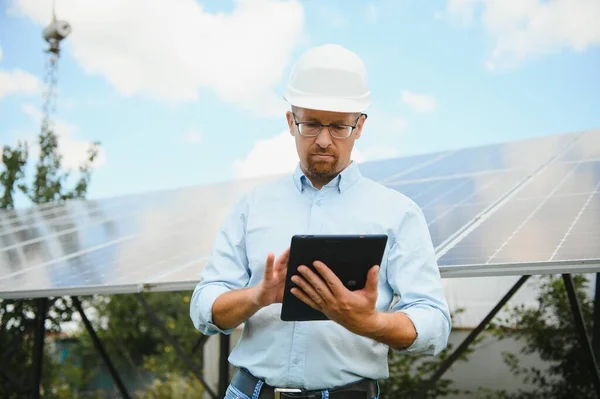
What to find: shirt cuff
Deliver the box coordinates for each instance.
[398,306,447,355]
[195,284,237,336]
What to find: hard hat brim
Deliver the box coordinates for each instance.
[283,93,371,114]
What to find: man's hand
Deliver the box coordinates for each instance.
[252,247,290,307]
[211,247,289,331]
[290,260,382,336]
[290,260,418,350]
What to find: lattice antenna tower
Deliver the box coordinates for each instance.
[40,0,71,137]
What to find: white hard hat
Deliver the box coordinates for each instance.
[283,44,371,113]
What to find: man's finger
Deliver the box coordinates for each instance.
[275,247,291,271]
[312,261,345,296]
[291,274,324,306]
[298,265,334,303]
[291,287,321,311]
[264,253,275,281]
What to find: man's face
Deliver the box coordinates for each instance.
[286,107,366,188]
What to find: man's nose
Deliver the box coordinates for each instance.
[315,128,333,148]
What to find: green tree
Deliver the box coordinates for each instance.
[480,274,597,398]
[88,291,206,382]
[0,130,100,398]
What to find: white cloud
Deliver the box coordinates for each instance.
[0,69,40,99]
[0,44,41,100]
[439,0,600,69]
[232,130,365,179]
[8,0,305,117]
[17,103,107,170]
[401,90,437,113]
[184,129,202,145]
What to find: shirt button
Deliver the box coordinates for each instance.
[315,200,322,206]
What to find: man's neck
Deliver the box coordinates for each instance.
[303,161,352,190]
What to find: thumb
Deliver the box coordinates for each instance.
[366,265,379,295]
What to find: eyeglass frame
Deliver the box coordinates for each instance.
[291,112,368,139]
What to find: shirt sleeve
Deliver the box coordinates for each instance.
[189,193,252,336]
[387,200,452,356]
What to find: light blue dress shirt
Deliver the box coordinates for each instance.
[190,161,451,390]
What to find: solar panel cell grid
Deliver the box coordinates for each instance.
[438,160,600,266]
[358,151,446,182]
[390,169,530,248]
[557,130,600,162]
[397,131,581,181]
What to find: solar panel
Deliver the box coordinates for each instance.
[1,130,599,299]
[397,131,582,181]
[387,169,531,248]
[556,130,600,162]
[358,150,450,182]
[438,157,600,274]
[0,175,274,298]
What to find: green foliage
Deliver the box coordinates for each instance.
[481,274,597,398]
[135,373,205,399]
[22,131,100,204]
[91,292,205,377]
[0,130,101,398]
[0,141,28,209]
[42,291,208,396]
[379,308,476,398]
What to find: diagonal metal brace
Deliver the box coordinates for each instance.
[71,296,131,399]
[414,274,530,398]
[135,293,218,399]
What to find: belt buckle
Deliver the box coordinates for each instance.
[274,388,303,399]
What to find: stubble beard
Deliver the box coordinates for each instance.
[305,154,339,183]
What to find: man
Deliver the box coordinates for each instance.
[190,44,451,399]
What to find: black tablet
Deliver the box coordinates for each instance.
[280,234,388,322]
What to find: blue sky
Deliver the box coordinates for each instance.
[1,0,599,206]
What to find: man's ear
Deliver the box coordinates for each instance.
[354,113,366,139]
[286,111,295,136]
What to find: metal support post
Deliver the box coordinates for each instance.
[31,297,48,399]
[219,333,230,397]
[192,334,210,355]
[71,296,131,399]
[135,293,218,399]
[593,273,600,359]
[414,275,530,398]
[562,274,600,398]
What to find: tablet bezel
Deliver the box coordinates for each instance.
[280,234,388,322]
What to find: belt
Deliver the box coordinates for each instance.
[230,368,378,399]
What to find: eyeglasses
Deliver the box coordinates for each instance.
[292,113,367,139]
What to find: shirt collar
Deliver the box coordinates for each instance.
[293,161,362,194]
